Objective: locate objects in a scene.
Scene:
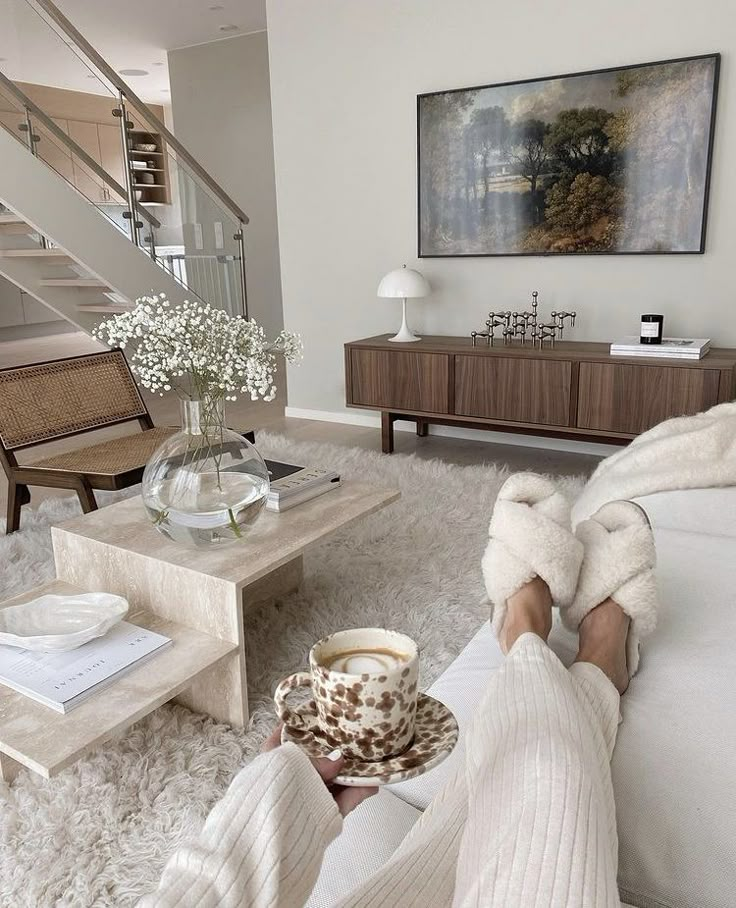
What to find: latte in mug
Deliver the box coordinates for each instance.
[274,628,420,761]
[323,646,410,674]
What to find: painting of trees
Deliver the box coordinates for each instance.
[418,55,718,255]
[508,118,548,223]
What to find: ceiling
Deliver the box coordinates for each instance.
[0,0,266,102]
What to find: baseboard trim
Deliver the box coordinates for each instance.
[284,407,620,457]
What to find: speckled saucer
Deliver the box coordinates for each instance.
[281,692,459,787]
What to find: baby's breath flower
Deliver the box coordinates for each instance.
[93,294,302,404]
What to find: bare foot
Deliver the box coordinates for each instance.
[500,575,553,653]
[574,598,630,694]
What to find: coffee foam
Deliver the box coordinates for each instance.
[325,647,408,675]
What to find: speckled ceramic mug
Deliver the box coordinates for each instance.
[274,628,420,762]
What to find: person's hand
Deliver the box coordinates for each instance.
[262,724,378,818]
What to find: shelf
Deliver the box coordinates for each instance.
[130,149,164,156]
[0,580,237,779]
[133,183,165,189]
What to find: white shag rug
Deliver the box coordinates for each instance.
[0,434,586,907]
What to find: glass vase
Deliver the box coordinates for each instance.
[141,396,270,547]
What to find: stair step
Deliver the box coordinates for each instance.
[0,248,70,259]
[0,216,42,238]
[0,217,33,235]
[39,278,110,289]
[76,303,132,314]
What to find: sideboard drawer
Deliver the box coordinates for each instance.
[349,349,449,413]
[454,355,571,426]
[577,362,722,435]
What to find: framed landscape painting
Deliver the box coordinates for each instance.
[417,54,719,257]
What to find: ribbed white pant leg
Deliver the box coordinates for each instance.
[453,633,621,908]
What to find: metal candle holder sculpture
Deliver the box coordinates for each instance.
[471,292,577,348]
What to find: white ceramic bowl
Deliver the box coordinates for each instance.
[0,593,129,652]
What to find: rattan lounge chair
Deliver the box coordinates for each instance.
[0,349,175,534]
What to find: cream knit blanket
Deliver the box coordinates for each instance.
[572,401,736,526]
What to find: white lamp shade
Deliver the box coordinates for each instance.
[377,265,430,299]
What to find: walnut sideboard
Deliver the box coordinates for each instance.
[344,335,736,453]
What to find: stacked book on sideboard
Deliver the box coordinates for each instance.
[610,337,711,360]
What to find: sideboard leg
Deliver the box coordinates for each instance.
[381,412,394,454]
[416,418,429,437]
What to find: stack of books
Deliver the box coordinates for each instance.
[610,337,711,360]
[0,622,171,713]
[265,460,341,512]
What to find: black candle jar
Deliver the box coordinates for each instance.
[640,314,664,345]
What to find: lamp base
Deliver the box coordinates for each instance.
[387,298,421,343]
[388,329,421,343]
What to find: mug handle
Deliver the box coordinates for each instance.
[274,672,313,727]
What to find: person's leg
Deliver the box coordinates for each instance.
[574,597,630,695]
[334,586,626,908]
[453,578,623,908]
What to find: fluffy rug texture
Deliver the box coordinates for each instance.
[0,434,585,907]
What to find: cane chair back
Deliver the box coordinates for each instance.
[0,350,147,452]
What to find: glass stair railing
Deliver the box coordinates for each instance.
[0,0,249,318]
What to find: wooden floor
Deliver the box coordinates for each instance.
[0,332,602,517]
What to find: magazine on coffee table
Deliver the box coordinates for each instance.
[264,460,341,512]
[0,622,172,713]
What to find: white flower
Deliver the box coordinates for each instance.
[92,294,302,404]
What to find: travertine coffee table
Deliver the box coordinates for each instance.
[0,482,398,782]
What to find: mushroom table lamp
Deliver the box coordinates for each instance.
[377,264,430,343]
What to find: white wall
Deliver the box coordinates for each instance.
[267,0,734,417]
[168,32,284,339]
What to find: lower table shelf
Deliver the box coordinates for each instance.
[0,580,237,781]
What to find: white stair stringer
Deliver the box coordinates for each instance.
[0,126,192,335]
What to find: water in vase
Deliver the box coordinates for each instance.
[141,398,271,547]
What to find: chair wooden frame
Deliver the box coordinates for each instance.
[0,349,156,534]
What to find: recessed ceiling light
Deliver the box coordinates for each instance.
[161,89,170,93]
[209,5,224,10]
[219,24,238,31]
[153,61,164,66]
[118,68,149,76]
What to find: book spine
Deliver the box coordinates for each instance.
[611,351,704,360]
[610,347,706,353]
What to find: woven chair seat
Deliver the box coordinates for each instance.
[28,427,177,477]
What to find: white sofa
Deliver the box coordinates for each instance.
[307,488,736,908]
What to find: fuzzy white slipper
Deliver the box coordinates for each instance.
[562,500,658,677]
[482,473,584,650]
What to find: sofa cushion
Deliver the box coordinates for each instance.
[609,525,736,908]
[633,487,736,538]
[306,789,420,907]
[390,491,736,908]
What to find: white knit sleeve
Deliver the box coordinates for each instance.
[138,742,342,908]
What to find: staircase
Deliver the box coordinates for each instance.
[0,125,198,335]
[0,215,133,320]
[0,0,249,338]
